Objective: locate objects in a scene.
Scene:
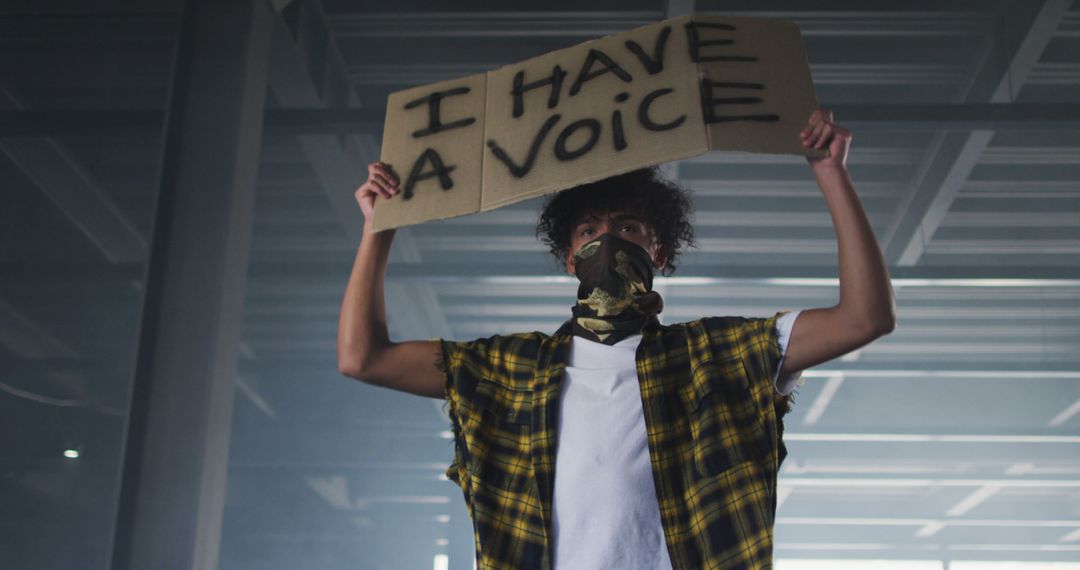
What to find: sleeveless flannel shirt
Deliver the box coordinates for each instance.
[439,311,797,570]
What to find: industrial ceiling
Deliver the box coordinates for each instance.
[1,0,1078,568]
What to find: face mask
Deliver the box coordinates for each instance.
[569,233,664,345]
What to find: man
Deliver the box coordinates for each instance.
[338,109,896,569]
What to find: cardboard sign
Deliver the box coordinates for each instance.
[374,14,821,232]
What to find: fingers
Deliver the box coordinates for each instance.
[815,124,834,149]
[372,173,397,193]
[801,109,824,145]
[800,109,820,138]
[368,178,393,199]
[802,108,844,149]
[365,161,400,199]
[804,117,828,148]
[358,175,392,200]
[369,161,400,185]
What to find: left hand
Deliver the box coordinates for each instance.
[801,108,851,171]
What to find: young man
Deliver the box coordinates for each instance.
[338,109,896,569]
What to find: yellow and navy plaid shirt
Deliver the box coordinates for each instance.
[439,311,797,570]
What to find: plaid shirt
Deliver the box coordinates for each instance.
[439,311,797,570]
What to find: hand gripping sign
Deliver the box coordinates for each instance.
[373,14,822,232]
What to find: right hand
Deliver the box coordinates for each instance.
[355,161,400,221]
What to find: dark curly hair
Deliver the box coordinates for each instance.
[535,167,696,276]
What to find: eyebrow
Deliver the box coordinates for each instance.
[575,213,645,227]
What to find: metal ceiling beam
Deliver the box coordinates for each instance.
[1,55,277,432]
[0,0,180,17]
[2,101,1080,136]
[882,0,1073,267]
[0,296,78,359]
[827,102,1080,130]
[0,81,148,264]
[14,260,1074,284]
[326,10,988,38]
[265,0,451,341]
[331,11,661,38]
[4,103,1078,137]
[0,9,995,42]
[369,263,1080,282]
[266,0,370,247]
[666,0,695,18]
[0,82,143,421]
[343,62,975,87]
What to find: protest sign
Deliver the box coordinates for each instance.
[373,14,821,232]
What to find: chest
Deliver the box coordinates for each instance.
[463,332,774,490]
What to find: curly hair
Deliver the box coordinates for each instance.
[535,167,696,276]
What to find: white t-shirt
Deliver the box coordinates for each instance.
[551,311,802,569]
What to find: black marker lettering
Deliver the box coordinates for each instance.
[684,22,757,63]
[512,66,567,118]
[554,118,601,161]
[403,148,456,200]
[611,109,627,151]
[569,49,633,97]
[611,92,629,151]
[624,25,671,75]
[404,87,476,138]
[638,88,686,131]
[699,79,779,124]
[487,114,562,178]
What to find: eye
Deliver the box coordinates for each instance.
[580,227,594,236]
[620,223,638,233]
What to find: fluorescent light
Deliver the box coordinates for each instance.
[63,449,80,459]
[777,517,1080,528]
[1062,528,1080,543]
[481,276,575,284]
[945,485,1001,517]
[776,559,942,570]
[784,433,1080,444]
[433,554,448,570]
[782,477,1080,488]
[760,278,1080,288]
[408,275,1080,287]
[951,564,1080,570]
[801,370,1080,380]
[914,521,947,537]
[802,374,844,426]
[305,475,352,510]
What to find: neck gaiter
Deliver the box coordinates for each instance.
[569,233,664,345]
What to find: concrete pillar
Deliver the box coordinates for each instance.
[109,0,272,568]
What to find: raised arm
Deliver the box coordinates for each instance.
[778,109,897,377]
[337,161,446,399]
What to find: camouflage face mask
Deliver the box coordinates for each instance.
[569,232,664,345]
